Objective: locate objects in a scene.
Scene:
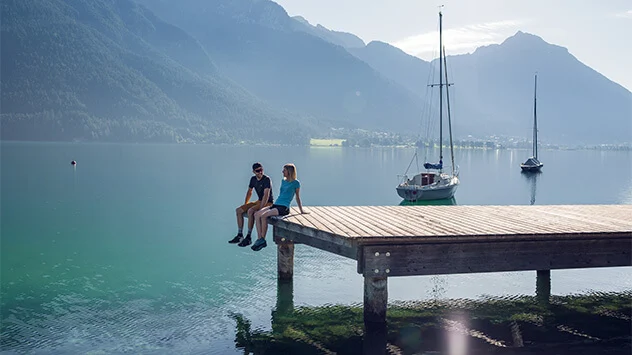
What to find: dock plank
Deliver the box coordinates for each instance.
[273,205,632,244]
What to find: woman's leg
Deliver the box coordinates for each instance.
[259,208,279,239]
[254,206,271,238]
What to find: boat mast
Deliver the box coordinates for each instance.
[533,73,538,159]
[443,46,455,176]
[439,10,443,165]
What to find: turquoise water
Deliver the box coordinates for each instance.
[1,142,631,353]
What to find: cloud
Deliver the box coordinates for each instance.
[615,10,632,19]
[392,20,524,60]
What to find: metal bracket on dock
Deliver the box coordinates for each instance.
[362,247,393,276]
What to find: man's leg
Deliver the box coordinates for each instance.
[246,205,258,233]
[230,203,253,243]
[238,205,260,247]
[236,206,245,230]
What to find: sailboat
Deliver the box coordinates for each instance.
[396,10,459,202]
[521,74,544,172]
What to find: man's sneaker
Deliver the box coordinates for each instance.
[238,236,252,247]
[229,234,243,244]
[251,238,267,251]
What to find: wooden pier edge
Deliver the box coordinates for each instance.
[269,205,632,354]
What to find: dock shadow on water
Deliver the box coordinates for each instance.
[230,289,631,355]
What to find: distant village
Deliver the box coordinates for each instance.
[310,128,632,151]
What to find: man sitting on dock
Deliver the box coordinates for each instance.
[229,162,274,247]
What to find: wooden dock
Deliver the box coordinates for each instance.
[269,204,632,354]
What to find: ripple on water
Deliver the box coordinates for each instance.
[2,290,240,354]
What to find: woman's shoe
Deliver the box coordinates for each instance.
[251,238,267,251]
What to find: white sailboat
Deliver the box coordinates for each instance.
[397,10,459,202]
[521,74,543,172]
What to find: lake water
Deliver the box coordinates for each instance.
[1,142,631,354]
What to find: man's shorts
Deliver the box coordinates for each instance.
[238,201,273,214]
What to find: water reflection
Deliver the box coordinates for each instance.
[521,170,541,205]
[232,289,632,354]
[399,197,457,206]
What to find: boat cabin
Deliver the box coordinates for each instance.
[408,173,436,186]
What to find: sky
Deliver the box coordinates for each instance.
[273,0,632,91]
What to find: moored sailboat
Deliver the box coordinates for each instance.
[521,74,543,172]
[397,10,459,202]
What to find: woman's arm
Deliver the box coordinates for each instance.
[295,187,306,214]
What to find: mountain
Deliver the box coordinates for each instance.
[349,41,431,97]
[349,31,632,144]
[291,16,365,49]
[137,0,423,133]
[1,0,315,143]
[447,32,632,144]
[2,0,629,145]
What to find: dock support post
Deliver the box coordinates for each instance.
[273,230,295,335]
[277,242,294,281]
[272,277,294,336]
[363,276,388,355]
[536,270,551,304]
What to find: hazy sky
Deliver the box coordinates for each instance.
[274,0,632,91]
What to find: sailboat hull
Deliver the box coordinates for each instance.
[397,175,459,201]
[520,157,543,172]
[520,164,543,172]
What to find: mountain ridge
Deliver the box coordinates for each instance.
[1,0,630,144]
[0,0,315,143]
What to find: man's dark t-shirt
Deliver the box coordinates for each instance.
[249,175,274,203]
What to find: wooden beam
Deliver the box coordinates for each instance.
[362,238,632,277]
[363,276,388,355]
[271,217,359,250]
[364,276,388,324]
[363,318,388,355]
[272,278,294,336]
[277,242,295,281]
[273,226,358,260]
[536,270,551,305]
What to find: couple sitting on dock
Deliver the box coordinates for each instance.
[229,162,306,251]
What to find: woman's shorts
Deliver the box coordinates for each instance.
[271,204,290,216]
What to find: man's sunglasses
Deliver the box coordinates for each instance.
[254,168,263,173]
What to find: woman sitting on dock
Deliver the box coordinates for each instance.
[252,163,306,251]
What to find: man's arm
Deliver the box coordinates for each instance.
[260,188,271,208]
[244,188,253,204]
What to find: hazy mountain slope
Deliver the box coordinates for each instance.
[447,32,632,144]
[137,0,423,133]
[291,16,365,49]
[349,31,631,144]
[1,0,314,143]
[349,41,431,97]
[3,0,629,145]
